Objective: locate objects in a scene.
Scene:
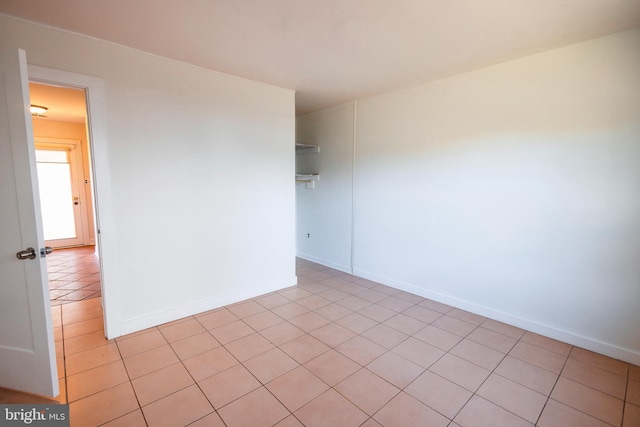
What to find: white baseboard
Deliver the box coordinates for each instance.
[353,268,640,366]
[296,251,352,274]
[117,275,297,337]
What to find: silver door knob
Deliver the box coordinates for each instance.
[16,247,37,260]
[40,247,53,257]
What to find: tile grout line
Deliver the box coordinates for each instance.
[432,320,503,425]
[165,324,221,427]
[59,307,69,407]
[621,365,630,427]
[111,332,147,426]
[532,339,572,426]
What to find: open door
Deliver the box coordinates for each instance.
[0,49,58,397]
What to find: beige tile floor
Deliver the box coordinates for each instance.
[47,246,102,306]
[1,258,639,426]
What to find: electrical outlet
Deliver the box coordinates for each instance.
[307,233,310,238]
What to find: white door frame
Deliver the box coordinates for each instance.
[28,65,120,339]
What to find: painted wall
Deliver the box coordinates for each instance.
[296,28,640,364]
[296,103,354,272]
[1,15,296,336]
[32,118,96,246]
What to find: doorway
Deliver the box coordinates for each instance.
[29,82,101,306]
[28,63,117,339]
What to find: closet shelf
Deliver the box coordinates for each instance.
[295,173,320,182]
[295,143,320,154]
[295,143,319,189]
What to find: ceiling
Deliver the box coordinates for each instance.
[2,0,640,115]
[29,83,87,123]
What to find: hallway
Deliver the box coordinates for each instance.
[47,246,101,306]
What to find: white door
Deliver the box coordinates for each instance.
[35,140,86,248]
[0,49,58,397]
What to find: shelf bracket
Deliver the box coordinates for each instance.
[295,173,319,190]
[295,143,320,154]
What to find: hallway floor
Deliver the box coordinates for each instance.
[47,246,102,306]
[1,258,639,426]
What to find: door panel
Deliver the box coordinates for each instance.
[0,49,58,397]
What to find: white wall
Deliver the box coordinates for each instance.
[297,28,640,364]
[1,15,296,336]
[296,103,354,272]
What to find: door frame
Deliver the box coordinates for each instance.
[28,65,120,339]
[35,139,87,248]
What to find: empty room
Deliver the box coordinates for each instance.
[0,1,639,426]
